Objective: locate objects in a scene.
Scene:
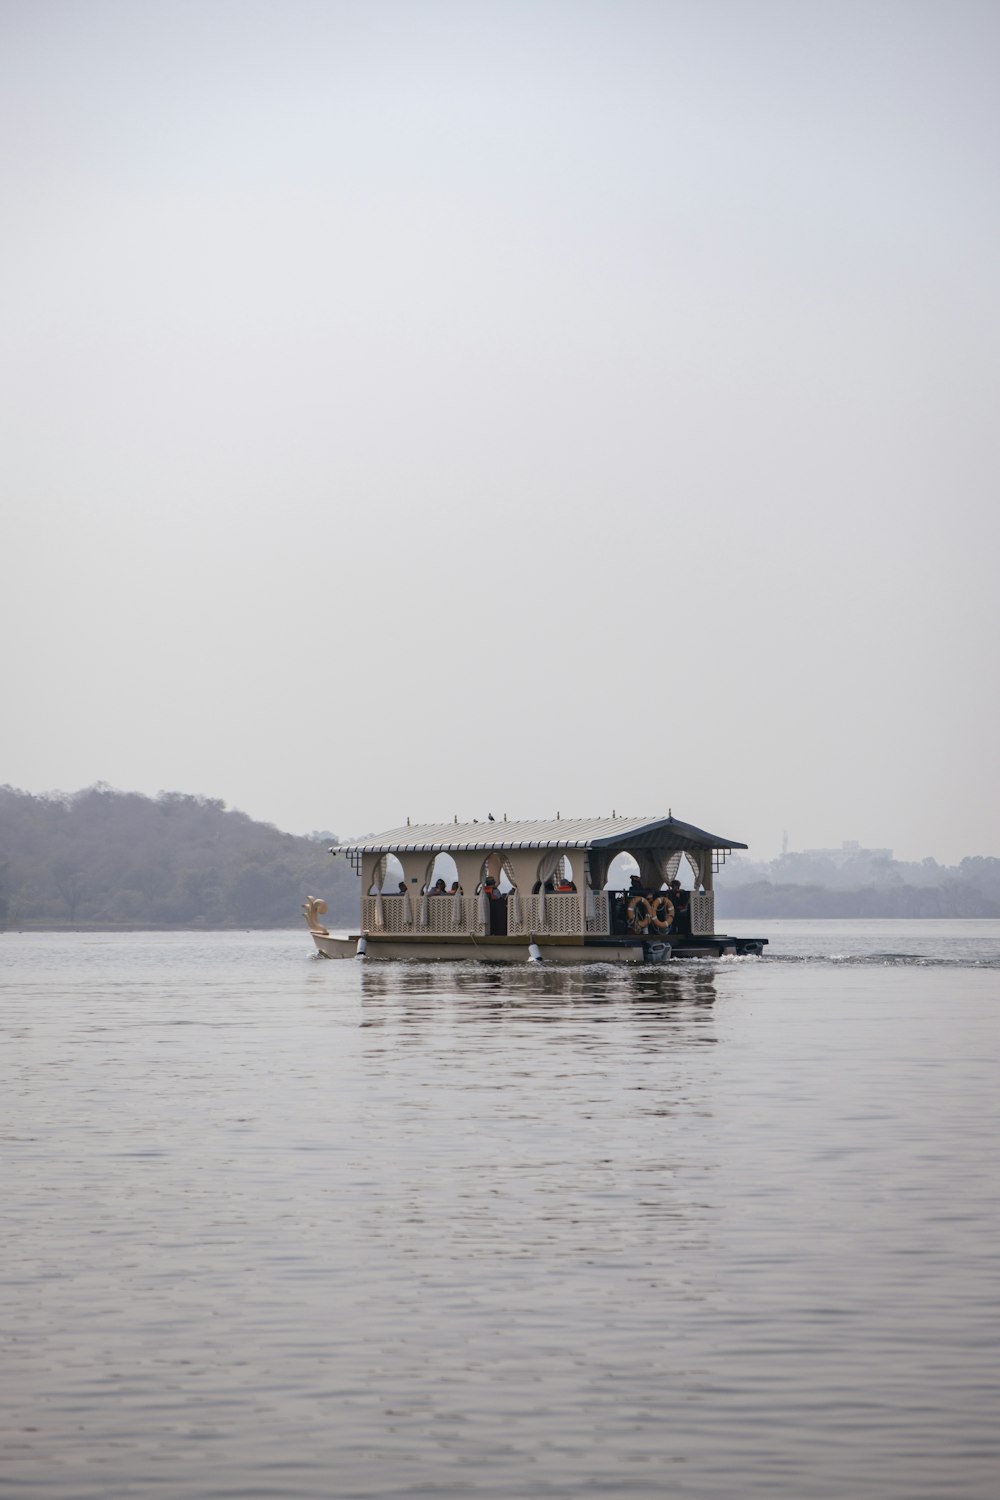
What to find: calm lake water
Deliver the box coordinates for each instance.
[2,921,999,1499]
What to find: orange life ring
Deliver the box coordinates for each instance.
[627,895,652,932]
[649,895,675,931]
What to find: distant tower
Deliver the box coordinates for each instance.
[782,830,788,857]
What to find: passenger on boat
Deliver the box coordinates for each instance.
[397,881,408,894]
[556,878,577,892]
[449,881,463,895]
[668,879,691,933]
[432,878,447,894]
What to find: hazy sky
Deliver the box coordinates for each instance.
[2,0,997,863]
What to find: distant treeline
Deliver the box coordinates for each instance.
[4,785,999,927]
[715,851,1000,919]
[0,785,357,928]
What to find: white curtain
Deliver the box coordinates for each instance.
[452,889,464,927]
[477,888,490,927]
[535,849,564,925]
[374,888,384,928]
[535,850,564,884]
[402,890,413,926]
[419,891,429,928]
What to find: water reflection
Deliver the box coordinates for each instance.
[357,960,718,1048]
[353,963,719,1271]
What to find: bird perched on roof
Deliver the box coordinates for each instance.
[488,813,495,821]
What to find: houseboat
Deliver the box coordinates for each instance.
[304,812,766,963]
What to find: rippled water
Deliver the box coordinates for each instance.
[2,921,999,1498]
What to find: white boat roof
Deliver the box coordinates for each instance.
[333,814,747,856]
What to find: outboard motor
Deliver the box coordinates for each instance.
[356,936,368,959]
[528,942,543,964]
[643,940,671,964]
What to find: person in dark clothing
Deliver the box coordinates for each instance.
[668,878,691,933]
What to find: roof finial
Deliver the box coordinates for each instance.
[407,815,411,826]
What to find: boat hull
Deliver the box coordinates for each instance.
[310,933,765,962]
[310,933,361,959]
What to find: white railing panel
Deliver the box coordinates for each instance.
[508,893,584,936]
[690,892,714,935]
[425,895,479,934]
[362,894,487,936]
[586,891,610,934]
[361,894,413,934]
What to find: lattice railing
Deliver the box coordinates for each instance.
[361,894,486,935]
[690,892,714,935]
[361,895,405,934]
[423,896,479,934]
[507,893,584,936]
[586,891,610,934]
[361,891,613,939]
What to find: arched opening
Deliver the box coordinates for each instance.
[473,852,520,935]
[367,854,405,895]
[531,854,577,894]
[603,848,700,935]
[410,852,466,932]
[474,852,518,893]
[605,852,638,890]
[424,852,459,896]
[365,854,413,931]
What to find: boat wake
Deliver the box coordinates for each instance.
[765,951,1000,969]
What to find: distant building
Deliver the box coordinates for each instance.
[802,840,893,866]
